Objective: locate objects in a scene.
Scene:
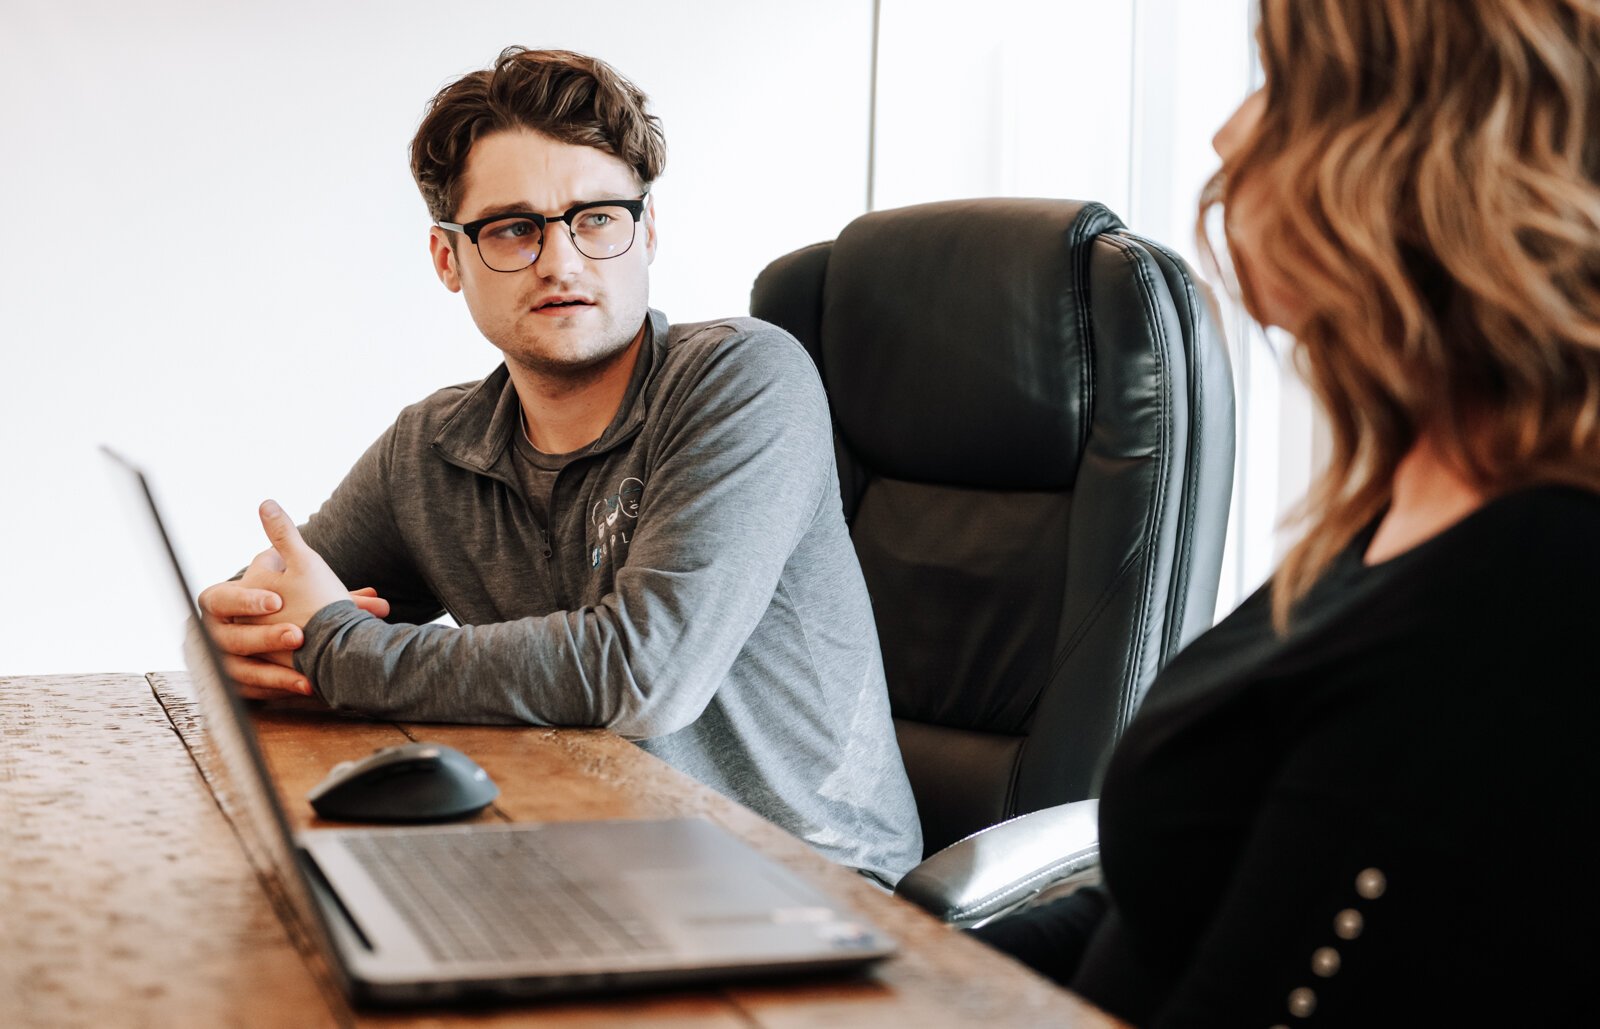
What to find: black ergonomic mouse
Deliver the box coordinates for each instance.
[307,742,500,823]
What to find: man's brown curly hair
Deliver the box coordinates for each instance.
[409,47,667,225]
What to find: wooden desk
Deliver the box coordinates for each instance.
[1,673,1111,1028]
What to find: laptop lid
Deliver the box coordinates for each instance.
[101,446,359,992]
[104,447,894,1005]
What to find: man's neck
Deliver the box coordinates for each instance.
[509,328,646,455]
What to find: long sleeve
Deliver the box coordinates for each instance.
[294,330,837,740]
[974,486,1600,1023]
[1086,656,1590,1026]
[298,424,449,627]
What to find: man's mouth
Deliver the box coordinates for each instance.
[533,295,595,313]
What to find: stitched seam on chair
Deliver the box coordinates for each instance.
[1014,543,1147,800]
[1164,238,1204,655]
[1069,209,1106,463]
[1105,236,1172,733]
[951,846,1102,920]
[1125,236,1196,655]
[1011,207,1132,792]
[1028,216,1151,700]
[1174,261,1203,652]
[1001,725,1026,819]
[1129,232,1205,658]
[1041,544,1146,685]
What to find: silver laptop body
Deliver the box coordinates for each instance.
[106,447,894,1005]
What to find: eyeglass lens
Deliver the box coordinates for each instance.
[476,206,637,271]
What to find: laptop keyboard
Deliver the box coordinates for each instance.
[341,830,669,964]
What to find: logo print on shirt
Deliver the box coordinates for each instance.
[592,477,644,568]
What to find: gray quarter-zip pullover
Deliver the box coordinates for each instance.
[294,309,922,882]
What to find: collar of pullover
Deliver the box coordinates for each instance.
[428,307,667,475]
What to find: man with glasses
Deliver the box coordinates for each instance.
[196,47,922,884]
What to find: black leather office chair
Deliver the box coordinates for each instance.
[751,198,1235,925]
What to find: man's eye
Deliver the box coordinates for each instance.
[485,219,538,240]
[576,212,614,231]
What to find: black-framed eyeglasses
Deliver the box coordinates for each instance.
[437,194,648,272]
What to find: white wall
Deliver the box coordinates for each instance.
[1,0,1299,676]
[0,0,873,674]
[873,0,1135,212]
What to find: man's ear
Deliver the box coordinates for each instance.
[643,195,657,266]
[429,227,463,292]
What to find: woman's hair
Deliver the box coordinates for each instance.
[1201,0,1600,627]
[410,47,666,224]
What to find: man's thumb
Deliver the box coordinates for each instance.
[258,499,306,557]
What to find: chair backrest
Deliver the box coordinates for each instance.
[751,199,1235,856]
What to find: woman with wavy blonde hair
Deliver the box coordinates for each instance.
[975,1,1600,1024]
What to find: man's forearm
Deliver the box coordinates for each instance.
[298,596,730,738]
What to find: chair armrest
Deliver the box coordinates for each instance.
[894,800,1101,928]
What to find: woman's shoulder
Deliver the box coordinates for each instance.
[1418,483,1600,588]
[1465,481,1600,534]
[1355,484,1598,692]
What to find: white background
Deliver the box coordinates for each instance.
[1,0,1298,676]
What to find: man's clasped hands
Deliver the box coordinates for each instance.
[196,500,388,701]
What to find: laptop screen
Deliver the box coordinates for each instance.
[102,447,345,968]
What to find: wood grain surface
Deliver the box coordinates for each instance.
[4,672,1114,1028]
[0,673,337,1029]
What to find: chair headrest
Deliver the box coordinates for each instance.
[818,198,1124,490]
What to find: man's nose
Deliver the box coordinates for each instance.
[533,222,585,277]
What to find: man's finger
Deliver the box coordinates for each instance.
[206,620,304,656]
[220,653,314,696]
[235,681,320,703]
[350,588,392,618]
[199,581,284,620]
[257,500,310,561]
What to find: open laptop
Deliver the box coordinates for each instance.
[104,447,894,1006]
